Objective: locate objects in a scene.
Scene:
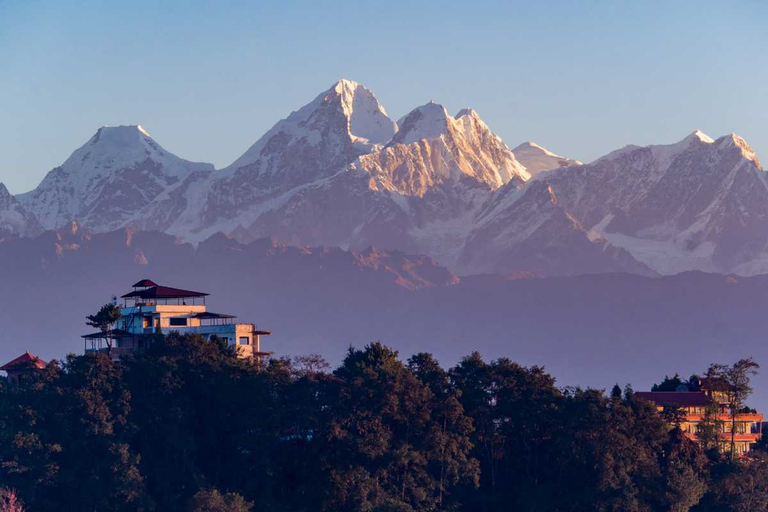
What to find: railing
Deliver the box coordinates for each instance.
[683,413,764,422]
[84,347,137,357]
[165,324,249,335]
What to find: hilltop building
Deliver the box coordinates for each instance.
[637,378,763,456]
[82,279,272,361]
[0,351,48,384]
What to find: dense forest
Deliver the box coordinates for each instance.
[1,333,768,512]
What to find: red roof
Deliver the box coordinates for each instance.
[122,285,209,299]
[132,279,158,288]
[0,351,48,371]
[635,391,710,407]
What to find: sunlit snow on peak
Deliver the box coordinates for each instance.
[687,129,714,144]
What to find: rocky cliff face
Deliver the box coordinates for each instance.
[460,180,655,276]
[0,182,42,238]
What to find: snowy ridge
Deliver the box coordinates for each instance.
[391,101,455,146]
[531,130,768,275]
[512,141,582,177]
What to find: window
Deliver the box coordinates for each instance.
[240,337,250,346]
[142,317,151,328]
[169,317,187,327]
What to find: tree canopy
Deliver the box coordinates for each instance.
[0,335,766,512]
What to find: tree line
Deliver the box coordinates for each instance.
[1,333,768,512]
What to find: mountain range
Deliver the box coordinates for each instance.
[2,79,767,277]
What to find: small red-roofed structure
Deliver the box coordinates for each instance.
[0,351,48,384]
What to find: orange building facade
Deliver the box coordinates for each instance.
[636,383,763,456]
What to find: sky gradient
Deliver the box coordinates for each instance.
[1,0,766,194]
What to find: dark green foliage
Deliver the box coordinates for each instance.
[0,353,146,511]
[85,303,122,334]
[85,303,123,354]
[706,358,760,460]
[320,344,478,512]
[189,488,253,512]
[652,373,685,392]
[695,454,768,512]
[1,336,766,512]
[660,429,708,512]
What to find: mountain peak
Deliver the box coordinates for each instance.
[512,141,582,177]
[455,108,478,119]
[328,79,397,145]
[17,123,214,233]
[682,129,714,145]
[716,133,762,169]
[0,180,42,237]
[64,124,212,178]
[391,102,453,145]
[0,182,15,211]
[514,141,554,155]
[226,79,396,174]
[90,124,153,146]
[516,141,544,151]
[454,108,492,135]
[331,78,360,92]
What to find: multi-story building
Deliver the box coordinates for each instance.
[82,279,272,361]
[636,379,763,456]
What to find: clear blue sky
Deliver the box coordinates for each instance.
[1,0,766,194]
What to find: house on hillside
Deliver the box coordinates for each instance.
[0,351,48,384]
[636,378,763,456]
[82,279,272,361]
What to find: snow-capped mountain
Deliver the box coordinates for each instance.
[0,183,42,238]
[170,79,399,238]
[380,104,530,191]
[512,142,582,177]
[488,130,768,275]
[216,99,531,266]
[141,81,532,269]
[9,79,768,278]
[18,125,214,232]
